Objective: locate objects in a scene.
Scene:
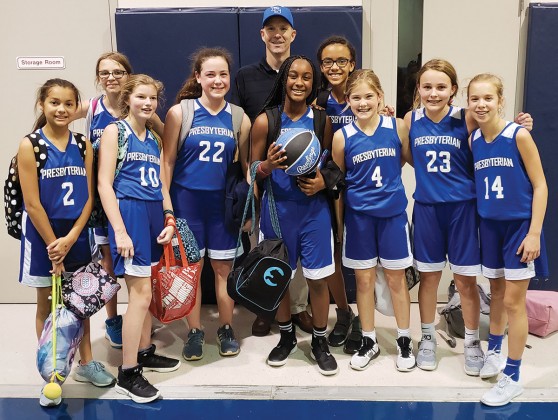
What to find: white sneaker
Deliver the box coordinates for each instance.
[480,350,506,379]
[39,385,62,407]
[463,340,485,376]
[350,336,380,371]
[481,374,523,406]
[416,340,437,371]
[396,336,416,372]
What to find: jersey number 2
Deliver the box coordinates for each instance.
[61,182,74,206]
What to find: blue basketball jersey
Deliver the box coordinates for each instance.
[410,106,475,203]
[270,106,317,201]
[472,122,533,220]
[88,96,118,143]
[112,121,163,201]
[326,93,355,133]
[343,117,407,217]
[172,100,236,191]
[32,129,89,220]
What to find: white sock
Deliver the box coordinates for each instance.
[421,322,436,342]
[362,329,377,343]
[464,327,479,345]
[397,328,411,339]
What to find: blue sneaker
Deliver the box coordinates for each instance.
[183,328,205,361]
[217,324,240,356]
[105,315,123,349]
[74,360,116,387]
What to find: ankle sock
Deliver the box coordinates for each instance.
[421,322,436,342]
[362,330,377,343]
[278,321,293,333]
[503,357,522,381]
[488,333,504,353]
[312,326,327,339]
[397,328,411,339]
[464,327,480,345]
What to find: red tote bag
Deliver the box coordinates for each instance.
[150,231,200,323]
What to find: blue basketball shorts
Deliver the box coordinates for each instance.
[170,185,240,260]
[259,194,334,280]
[19,212,91,287]
[109,198,164,278]
[479,218,535,280]
[342,208,413,270]
[93,226,109,246]
[412,200,481,276]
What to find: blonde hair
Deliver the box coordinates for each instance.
[467,73,504,102]
[345,69,384,98]
[118,74,164,121]
[413,59,458,109]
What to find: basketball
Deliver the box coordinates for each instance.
[276,128,321,176]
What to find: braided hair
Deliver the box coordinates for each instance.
[260,55,319,116]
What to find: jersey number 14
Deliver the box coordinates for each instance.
[483,176,504,199]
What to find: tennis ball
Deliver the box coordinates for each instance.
[43,382,62,400]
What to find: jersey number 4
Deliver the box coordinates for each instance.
[426,151,451,173]
[483,176,504,199]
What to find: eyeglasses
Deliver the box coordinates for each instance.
[98,70,128,79]
[320,58,351,69]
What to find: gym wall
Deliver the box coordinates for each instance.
[1,0,552,303]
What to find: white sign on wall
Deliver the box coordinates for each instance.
[16,56,65,70]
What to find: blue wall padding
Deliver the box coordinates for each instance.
[523,3,558,290]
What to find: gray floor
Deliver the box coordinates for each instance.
[1,303,557,402]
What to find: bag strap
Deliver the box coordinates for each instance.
[312,107,326,143]
[73,132,87,162]
[114,121,128,177]
[265,107,282,149]
[24,133,48,176]
[84,95,101,137]
[316,88,330,110]
[231,161,282,266]
[230,103,244,162]
[178,99,195,152]
[50,274,65,383]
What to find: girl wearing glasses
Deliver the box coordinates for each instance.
[314,36,358,353]
[71,52,134,351]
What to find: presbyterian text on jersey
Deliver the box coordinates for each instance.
[41,166,86,179]
[414,135,461,148]
[474,157,514,171]
[126,152,160,164]
[352,147,396,165]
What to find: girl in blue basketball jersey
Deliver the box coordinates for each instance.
[403,59,533,375]
[162,48,251,360]
[72,52,133,349]
[332,69,415,372]
[251,55,338,376]
[98,75,180,404]
[468,74,547,406]
[18,79,115,407]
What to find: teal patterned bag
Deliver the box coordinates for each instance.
[172,217,201,264]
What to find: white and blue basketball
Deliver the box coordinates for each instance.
[276,128,321,176]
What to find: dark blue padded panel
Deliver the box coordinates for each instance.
[238,7,363,70]
[115,8,240,116]
[523,3,558,290]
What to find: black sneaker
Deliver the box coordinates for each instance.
[328,306,355,347]
[267,326,297,367]
[343,315,363,354]
[138,344,181,373]
[115,365,160,404]
[310,336,339,376]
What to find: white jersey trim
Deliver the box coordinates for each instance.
[415,259,446,272]
[449,263,482,276]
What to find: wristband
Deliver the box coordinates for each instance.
[163,209,174,216]
[257,162,271,178]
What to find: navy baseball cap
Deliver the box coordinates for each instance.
[262,6,294,28]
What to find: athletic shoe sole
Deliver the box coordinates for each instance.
[349,348,381,371]
[267,346,297,367]
[143,361,181,373]
[464,365,481,377]
[480,369,504,379]
[396,360,417,372]
[481,387,523,407]
[417,362,438,372]
[310,352,339,376]
[104,332,123,349]
[74,373,116,387]
[115,384,160,404]
[183,353,203,361]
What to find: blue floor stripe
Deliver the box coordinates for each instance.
[1,399,557,420]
